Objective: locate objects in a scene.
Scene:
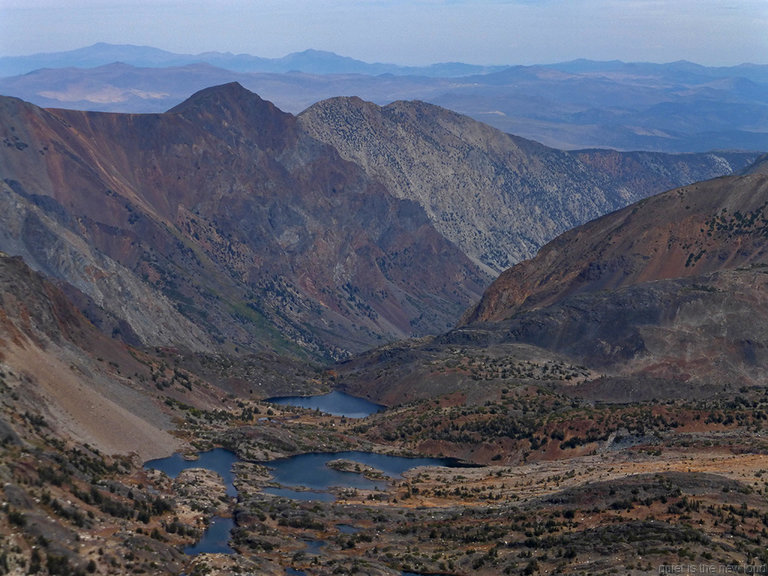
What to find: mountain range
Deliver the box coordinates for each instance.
[0,43,505,78]
[0,83,759,362]
[2,75,768,574]
[1,43,767,152]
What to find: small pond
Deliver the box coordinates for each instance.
[144,447,239,497]
[336,524,359,534]
[267,390,384,418]
[183,516,235,555]
[145,448,238,555]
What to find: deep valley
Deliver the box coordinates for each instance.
[1,82,768,575]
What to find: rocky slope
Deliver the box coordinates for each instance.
[0,253,183,460]
[0,84,489,359]
[461,172,768,396]
[0,84,760,360]
[299,97,759,273]
[464,172,768,323]
[338,171,768,403]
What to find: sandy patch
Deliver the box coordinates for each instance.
[6,341,183,460]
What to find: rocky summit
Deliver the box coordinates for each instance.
[0,83,491,360]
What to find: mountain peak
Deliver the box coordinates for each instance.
[167,81,263,114]
[166,82,296,146]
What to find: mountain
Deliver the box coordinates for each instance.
[299,96,760,273]
[463,172,768,324]
[0,84,490,359]
[459,171,768,399]
[0,84,759,361]
[2,45,767,152]
[338,173,768,402]
[338,170,768,405]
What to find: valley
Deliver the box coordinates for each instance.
[4,363,768,575]
[1,81,768,575]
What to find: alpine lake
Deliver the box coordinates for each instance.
[144,391,464,575]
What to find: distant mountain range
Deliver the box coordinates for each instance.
[0,43,505,78]
[1,43,767,153]
[0,83,760,361]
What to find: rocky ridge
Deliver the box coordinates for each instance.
[299,97,759,273]
[0,82,761,360]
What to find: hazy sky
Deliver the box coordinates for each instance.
[1,0,766,66]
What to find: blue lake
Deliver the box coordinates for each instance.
[267,451,458,493]
[267,390,384,418]
[145,447,239,497]
[183,516,235,555]
[144,446,470,557]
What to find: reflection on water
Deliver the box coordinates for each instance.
[303,539,325,554]
[267,390,384,418]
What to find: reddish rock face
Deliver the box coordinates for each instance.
[464,174,768,324]
[0,83,489,359]
[442,173,768,397]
